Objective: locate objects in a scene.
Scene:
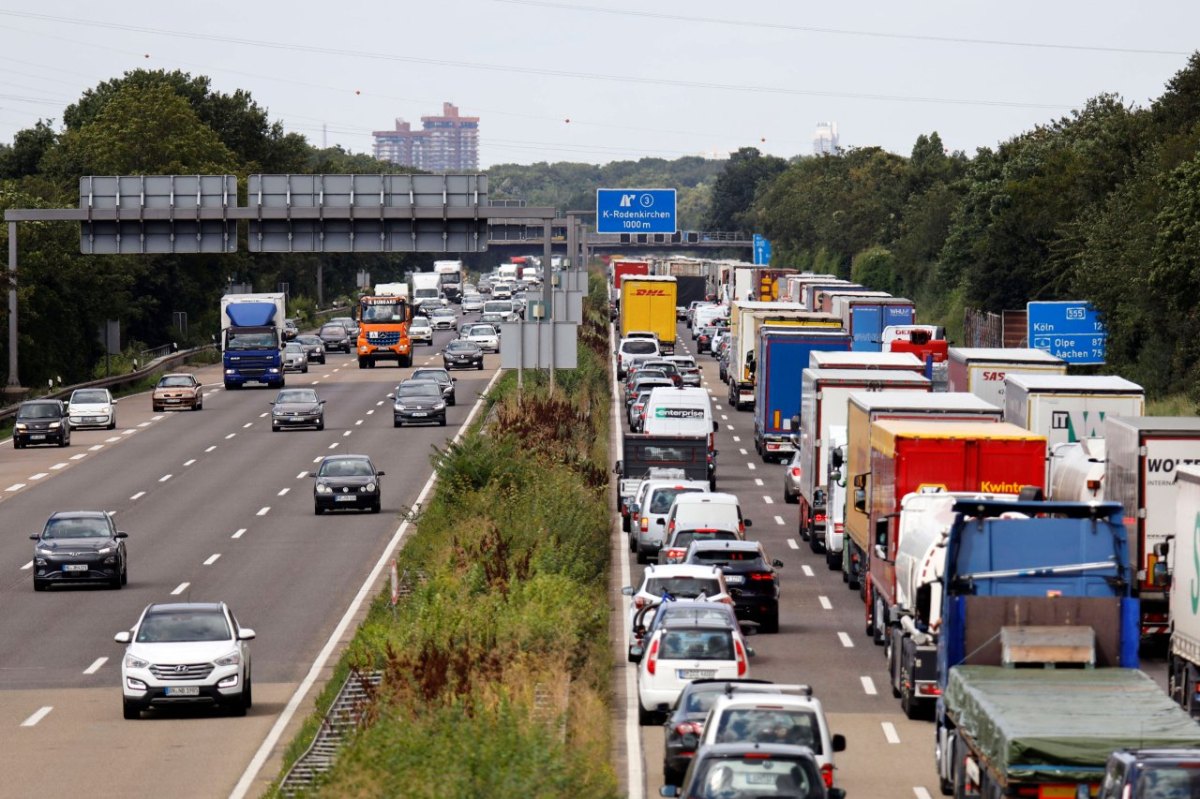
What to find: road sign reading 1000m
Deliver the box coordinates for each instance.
[596,189,677,234]
[1027,300,1107,365]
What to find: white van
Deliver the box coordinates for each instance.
[692,305,728,337]
[663,492,751,541]
[642,387,715,439]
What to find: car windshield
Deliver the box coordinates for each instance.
[277,389,318,404]
[159,376,195,387]
[297,335,321,345]
[71,390,109,403]
[691,754,821,798]
[226,330,277,349]
[411,318,432,328]
[447,341,475,352]
[431,308,454,317]
[633,369,667,382]
[332,318,356,328]
[285,343,304,352]
[624,341,658,355]
[693,550,763,566]
[658,630,733,661]
[320,326,347,336]
[136,610,231,644]
[318,459,375,477]
[468,325,497,336]
[674,531,739,548]
[19,403,61,418]
[1135,766,1200,798]
[649,487,705,514]
[713,708,821,752]
[645,577,721,599]
[43,517,110,539]
[398,383,441,398]
[361,302,406,322]
[412,370,449,382]
[685,686,731,715]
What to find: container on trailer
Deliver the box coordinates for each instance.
[947,347,1066,407]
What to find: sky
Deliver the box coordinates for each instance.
[0,1,1197,168]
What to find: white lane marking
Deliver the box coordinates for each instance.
[121,429,135,435]
[313,456,322,463]
[277,488,290,496]
[802,565,815,577]
[296,471,308,479]
[739,448,748,456]
[755,478,764,486]
[787,539,799,550]
[333,367,341,372]
[152,414,164,420]
[69,454,86,461]
[721,414,729,420]
[256,507,270,516]
[159,474,172,483]
[171,582,190,596]
[259,412,268,418]
[366,409,375,415]
[105,436,120,443]
[232,528,247,539]
[763,496,774,505]
[89,445,104,451]
[225,433,236,440]
[21,560,32,570]
[819,596,832,610]
[746,463,756,471]
[230,365,505,799]
[355,419,363,426]
[242,422,253,429]
[205,445,216,453]
[137,421,151,428]
[914,788,933,799]
[6,484,25,491]
[29,473,48,481]
[83,657,108,675]
[715,404,723,410]
[838,632,855,648]
[861,676,877,695]
[342,431,351,437]
[20,706,53,727]
[328,442,339,449]
[726,424,734,430]
[312,380,321,384]
[130,492,145,501]
[731,435,740,442]
[882,722,901,744]
[376,400,384,406]
[203,553,221,566]
[774,515,786,525]
[183,459,196,467]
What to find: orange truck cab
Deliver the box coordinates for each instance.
[356,295,412,368]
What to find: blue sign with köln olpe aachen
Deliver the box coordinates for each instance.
[596,189,677,234]
[1027,300,1107,365]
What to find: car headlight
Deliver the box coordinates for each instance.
[124,653,149,670]
[214,651,241,667]
[48,422,61,429]
[316,483,333,494]
[225,369,236,375]
[364,482,377,493]
[14,423,26,431]
[97,546,114,556]
[268,368,280,374]
[432,402,445,410]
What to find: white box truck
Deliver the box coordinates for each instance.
[410,272,443,310]
[1004,374,1144,447]
[1168,464,1200,717]
[947,347,1066,407]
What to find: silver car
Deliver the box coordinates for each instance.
[462,323,500,352]
[461,293,484,312]
[282,342,309,373]
[783,449,802,504]
[409,317,434,345]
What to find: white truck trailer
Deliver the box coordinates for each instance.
[947,347,1066,407]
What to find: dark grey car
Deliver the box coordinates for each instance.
[389,380,447,427]
[313,454,384,514]
[318,324,351,353]
[13,400,70,448]
[442,339,485,371]
[411,368,456,405]
[31,510,128,590]
[294,334,326,364]
[270,388,325,431]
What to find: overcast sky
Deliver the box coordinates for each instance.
[0,1,1196,168]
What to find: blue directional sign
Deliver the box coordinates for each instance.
[753,234,772,265]
[1027,301,1107,365]
[596,188,677,234]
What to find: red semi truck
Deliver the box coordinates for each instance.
[611,259,650,290]
[853,419,1047,644]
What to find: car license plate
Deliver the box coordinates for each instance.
[335,495,357,502]
[724,575,745,585]
[29,434,45,440]
[63,564,88,572]
[677,669,715,680]
[411,412,426,417]
[164,686,200,696]
[88,416,103,422]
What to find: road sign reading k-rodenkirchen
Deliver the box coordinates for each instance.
[597,189,677,234]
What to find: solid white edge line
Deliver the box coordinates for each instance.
[20,706,52,727]
[83,657,107,675]
[229,365,505,799]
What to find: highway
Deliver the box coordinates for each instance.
[0,320,496,798]
[613,318,1170,799]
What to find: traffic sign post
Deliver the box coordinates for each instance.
[1027,301,1107,365]
[753,234,772,265]
[596,189,677,234]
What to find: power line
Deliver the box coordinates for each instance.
[0,10,1074,110]
[494,0,1190,57]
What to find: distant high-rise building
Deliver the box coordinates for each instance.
[373,102,480,172]
[813,122,839,156]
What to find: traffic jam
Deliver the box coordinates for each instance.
[610,256,1200,799]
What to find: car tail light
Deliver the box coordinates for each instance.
[834,522,844,534]
[674,721,704,737]
[640,517,649,532]
[815,513,827,524]
[749,573,775,582]
[634,596,647,609]
[735,640,747,676]
[790,467,801,478]
[667,520,675,535]
[738,520,745,535]
[820,763,834,789]
[666,548,685,561]
[647,638,659,676]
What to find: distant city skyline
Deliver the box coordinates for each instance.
[373,102,479,172]
[813,122,839,156]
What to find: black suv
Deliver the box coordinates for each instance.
[14,399,71,448]
[31,510,128,590]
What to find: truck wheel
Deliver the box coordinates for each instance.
[872,593,887,646]
[825,548,840,571]
[400,353,412,368]
[887,635,901,698]
[809,526,825,554]
[358,358,367,369]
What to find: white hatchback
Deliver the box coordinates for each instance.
[636,617,751,725]
[67,387,117,430]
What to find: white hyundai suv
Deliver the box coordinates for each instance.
[115,602,255,719]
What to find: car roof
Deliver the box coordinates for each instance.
[321,453,372,463]
[688,540,761,553]
[643,564,722,579]
[671,493,740,507]
[20,399,62,407]
[709,691,821,711]
[400,379,441,387]
[657,616,737,631]
[695,742,821,760]
[48,510,110,520]
[161,372,194,378]
[145,602,226,615]
[643,479,710,493]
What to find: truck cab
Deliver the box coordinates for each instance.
[222,295,285,389]
[1100,749,1200,799]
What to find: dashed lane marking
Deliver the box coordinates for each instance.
[328,442,339,449]
[84,657,108,675]
[726,425,734,430]
[29,473,48,481]
[746,463,756,471]
[763,496,774,505]
[152,415,164,421]
[50,463,67,471]
[914,788,933,799]
[755,478,764,486]
[69,454,86,461]
[256,507,270,516]
[731,435,740,442]
[342,431,351,437]
[366,409,375,415]
[89,445,104,452]
[882,722,900,744]
[121,430,135,436]
[159,474,172,483]
[296,471,308,479]
[20,707,53,727]
[861,676,877,695]
[105,437,120,443]
[184,459,196,467]
[721,414,729,420]
[819,596,833,610]
[21,560,32,570]
[137,422,151,428]
[7,484,25,492]
[774,515,786,526]
[787,539,799,550]
[225,433,236,440]
[278,488,290,496]
[259,412,268,418]
[838,632,855,648]
[355,420,363,426]
[205,445,216,453]
[203,554,221,566]
[232,528,246,539]
[739,448,748,456]
[171,582,190,596]
[312,457,322,463]
[130,492,145,500]
[802,565,815,577]
[242,422,253,429]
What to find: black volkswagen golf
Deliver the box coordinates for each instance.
[31,511,128,590]
[313,454,384,514]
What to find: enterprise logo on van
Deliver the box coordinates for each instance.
[656,408,706,419]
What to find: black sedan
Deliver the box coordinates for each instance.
[313,454,384,514]
[685,540,784,633]
[270,388,326,431]
[31,510,128,590]
[442,339,484,371]
[318,323,352,353]
[411,368,456,405]
[294,334,326,364]
[389,380,446,427]
[13,400,71,448]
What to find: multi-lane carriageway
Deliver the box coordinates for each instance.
[610,319,1170,799]
[0,323,498,798]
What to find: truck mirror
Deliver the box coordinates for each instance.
[875,518,888,550]
[831,449,844,469]
[613,460,622,474]
[1154,541,1171,559]
[832,733,846,752]
[853,487,866,514]
[790,414,800,430]
[712,421,719,433]
[744,519,753,528]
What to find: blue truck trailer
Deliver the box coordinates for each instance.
[752,327,852,463]
[831,295,916,352]
[221,293,286,389]
[932,498,1200,797]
